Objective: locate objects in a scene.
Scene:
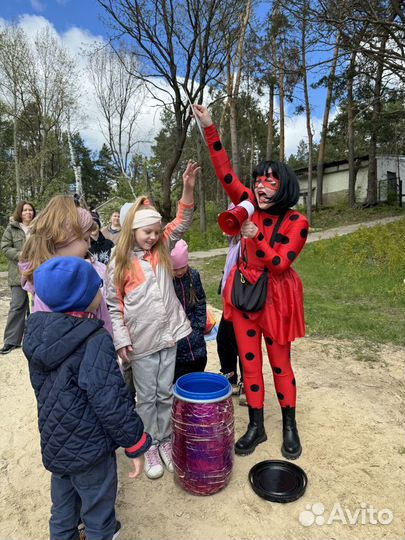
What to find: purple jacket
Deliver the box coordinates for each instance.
[221,238,240,296]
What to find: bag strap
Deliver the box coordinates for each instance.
[269,210,287,248]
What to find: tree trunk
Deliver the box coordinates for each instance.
[144,165,152,195]
[316,33,340,209]
[162,126,188,220]
[197,137,206,232]
[218,102,228,208]
[347,51,357,207]
[301,0,312,225]
[278,67,285,161]
[367,33,389,206]
[266,82,275,160]
[229,97,240,178]
[13,115,20,201]
[39,129,46,195]
[227,0,251,180]
[67,125,83,196]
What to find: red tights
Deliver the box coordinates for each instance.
[231,309,296,409]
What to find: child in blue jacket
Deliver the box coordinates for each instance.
[171,240,207,381]
[23,256,151,540]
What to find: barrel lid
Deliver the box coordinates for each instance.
[173,372,232,403]
[249,460,307,503]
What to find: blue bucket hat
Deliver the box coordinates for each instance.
[34,256,102,313]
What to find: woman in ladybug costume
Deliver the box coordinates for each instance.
[193,105,308,459]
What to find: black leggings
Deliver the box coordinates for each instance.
[217,314,243,385]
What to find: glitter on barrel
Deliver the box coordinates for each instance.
[172,372,234,496]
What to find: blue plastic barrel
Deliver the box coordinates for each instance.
[172,372,234,495]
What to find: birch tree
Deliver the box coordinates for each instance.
[25,27,77,194]
[88,44,145,198]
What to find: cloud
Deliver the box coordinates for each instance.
[29,0,46,12]
[284,113,322,158]
[1,14,165,156]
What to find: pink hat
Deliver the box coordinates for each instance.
[171,239,189,269]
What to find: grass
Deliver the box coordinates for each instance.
[193,217,405,349]
[307,202,404,230]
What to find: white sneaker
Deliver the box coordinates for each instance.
[159,441,174,473]
[144,445,164,479]
[112,520,121,540]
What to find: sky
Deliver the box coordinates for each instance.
[0,0,332,160]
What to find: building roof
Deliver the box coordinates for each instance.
[294,155,369,175]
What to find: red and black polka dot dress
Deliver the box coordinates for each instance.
[206,124,308,409]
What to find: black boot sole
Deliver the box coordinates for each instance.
[281,444,302,460]
[235,433,267,456]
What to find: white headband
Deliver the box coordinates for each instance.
[132,208,162,229]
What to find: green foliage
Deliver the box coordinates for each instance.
[309,203,404,230]
[184,201,228,250]
[325,92,405,162]
[307,218,405,288]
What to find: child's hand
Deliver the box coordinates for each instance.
[117,345,133,363]
[182,160,201,192]
[192,104,213,128]
[129,456,144,479]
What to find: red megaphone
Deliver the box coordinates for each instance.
[218,201,255,235]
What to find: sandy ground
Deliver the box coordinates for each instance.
[0,280,404,540]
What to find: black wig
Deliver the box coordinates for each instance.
[252,160,300,209]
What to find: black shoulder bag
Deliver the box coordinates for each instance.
[231,212,286,313]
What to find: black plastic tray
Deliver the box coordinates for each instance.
[249,460,307,503]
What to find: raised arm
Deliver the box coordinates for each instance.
[193,105,256,207]
[163,160,198,250]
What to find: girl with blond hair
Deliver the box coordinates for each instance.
[106,160,199,480]
[19,195,112,334]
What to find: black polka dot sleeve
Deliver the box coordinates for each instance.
[205,124,256,206]
[253,214,309,274]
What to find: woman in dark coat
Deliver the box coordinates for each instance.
[1,201,36,354]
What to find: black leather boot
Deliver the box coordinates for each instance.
[235,407,267,455]
[281,407,302,459]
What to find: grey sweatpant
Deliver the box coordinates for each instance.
[3,286,29,346]
[131,345,176,444]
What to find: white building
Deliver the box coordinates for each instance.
[295,155,405,206]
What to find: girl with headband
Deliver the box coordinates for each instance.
[106,160,200,479]
[193,104,308,460]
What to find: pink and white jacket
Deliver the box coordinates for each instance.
[106,200,194,359]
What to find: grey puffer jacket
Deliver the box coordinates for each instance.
[1,220,27,286]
